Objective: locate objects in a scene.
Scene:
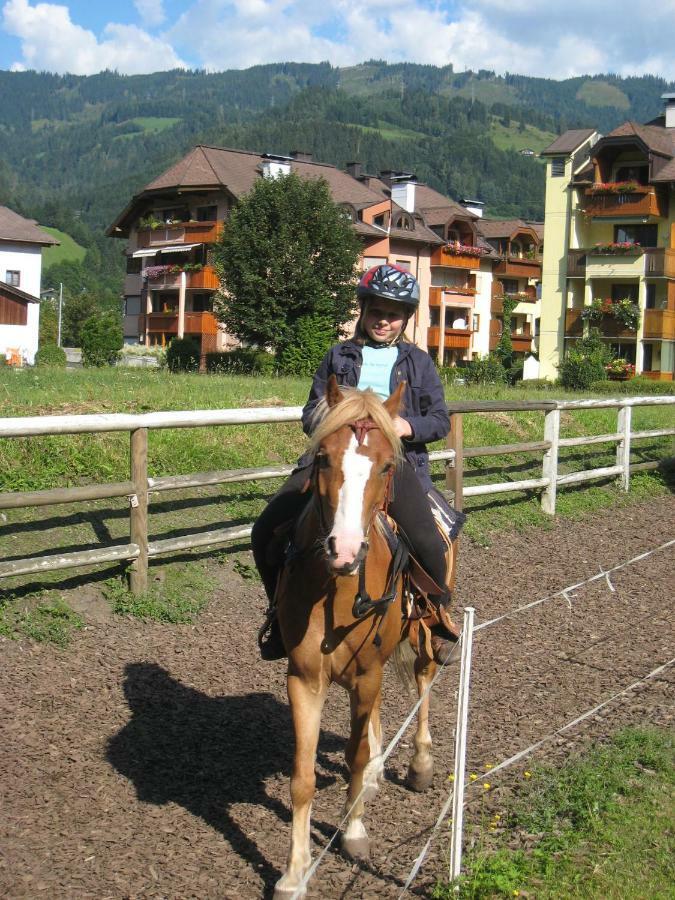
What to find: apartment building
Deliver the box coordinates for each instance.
[539,95,675,380]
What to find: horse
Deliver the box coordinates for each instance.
[272,375,459,899]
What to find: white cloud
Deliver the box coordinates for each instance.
[2,0,186,74]
[134,0,165,28]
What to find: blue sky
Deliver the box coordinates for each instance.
[1,0,674,79]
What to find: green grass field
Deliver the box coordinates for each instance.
[488,117,557,155]
[576,80,630,110]
[40,226,87,267]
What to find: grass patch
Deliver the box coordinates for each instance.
[41,226,87,267]
[576,80,630,110]
[488,117,557,155]
[102,562,216,623]
[129,116,182,132]
[0,593,83,647]
[434,727,674,898]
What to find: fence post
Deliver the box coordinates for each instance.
[541,407,560,515]
[616,402,632,491]
[449,606,476,884]
[129,427,149,594]
[446,412,464,511]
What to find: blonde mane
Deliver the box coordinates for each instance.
[309,387,403,463]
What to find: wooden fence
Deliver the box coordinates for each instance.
[1,397,673,593]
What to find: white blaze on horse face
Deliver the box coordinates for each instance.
[328,433,373,570]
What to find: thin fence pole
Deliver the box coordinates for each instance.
[617,403,632,491]
[446,413,464,511]
[449,606,475,883]
[541,407,560,515]
[129,428,149,594]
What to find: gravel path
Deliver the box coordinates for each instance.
[1,496,674,899]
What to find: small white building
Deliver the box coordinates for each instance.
[0,206,58,365]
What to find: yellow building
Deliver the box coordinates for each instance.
[540,95,675,380]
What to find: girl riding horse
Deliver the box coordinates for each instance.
[252,263,460,663]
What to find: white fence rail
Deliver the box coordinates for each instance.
[0,396,673,591]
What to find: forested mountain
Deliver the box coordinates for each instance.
[1,62,672,307]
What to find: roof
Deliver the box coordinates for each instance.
[600,121,674,157]
[412,184,475,222]
[477,219,540,241]
[540,129,596,156]
[0,279,39,304]
[0,207,59,246]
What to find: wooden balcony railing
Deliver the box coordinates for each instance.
[427,326,472,349]
[137,221,223,248]
[567,249,587,277]
[643,309,675,340]
[429,286,476,307]
[493,257,542,279]
[430,246,483,269]
[643,248,675,278]
[144,311,219,335]
[146,265,219,291]
[583,188,668,218]
[565,308,584,336]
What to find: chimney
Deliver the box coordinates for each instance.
[261,153,292,179]
[290,150,313,162]
[390,174,417,214]
[461,198,485,218]
[346,161,363,179]
[663,93,675,128]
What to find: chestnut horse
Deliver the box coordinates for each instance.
[273,376,457,899]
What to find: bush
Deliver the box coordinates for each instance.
[438,366,466,385]
[35,343,67,367]
[80,312,123,367]
[558,330,610,390]
[589,377,675,396]
[204,348,276,375]
[515,377,555,390]
[463,354,507,385]
[166,337,200,372]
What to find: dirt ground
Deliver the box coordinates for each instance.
[1,496,674,899]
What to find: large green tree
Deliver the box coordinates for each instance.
[212,172,361,367]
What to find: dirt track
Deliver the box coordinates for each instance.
[1,496,674,899]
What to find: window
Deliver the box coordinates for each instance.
[501,278,519,294]
[395,260,411,271]
[126,257,142,274]
[615,164,649,186]
[192,294,213,312]
[611,284,638,303]
[645,284,656,309]
[614,224,658,247]
[5,270,20,287]
[393,213,414,231]
[196,205,218,222]
[551,158,565,177]
[429,308,440,327]
[472,313,480,332]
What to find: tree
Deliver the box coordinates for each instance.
[212,172,361,362]
[80,311,123,366]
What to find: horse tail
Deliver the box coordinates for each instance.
[391,640,417,697]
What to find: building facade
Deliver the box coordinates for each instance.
[0,206,58,365]
[539,95,675,381]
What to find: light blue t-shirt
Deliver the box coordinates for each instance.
[358,345,398,399]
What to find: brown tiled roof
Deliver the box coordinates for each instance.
[652,157,675,183]
[0,280,39,303]
[603,121,674,157]
[540,129,596,156]
[413,185,474,222]
[477,219,534,239]
[0,207,59,246]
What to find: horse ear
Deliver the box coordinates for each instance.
[326,374,343,408]
[383,381,406,417]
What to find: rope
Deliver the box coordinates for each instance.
[398,655,675,896]
[475,538,675,632]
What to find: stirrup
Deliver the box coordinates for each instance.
[258,608,286,661]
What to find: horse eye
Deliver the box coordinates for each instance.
[381,462,393,475]
[317,454,330,469]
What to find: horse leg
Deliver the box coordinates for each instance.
[406,658,436,792]
[341,673,382,861]
[274,672,327,900]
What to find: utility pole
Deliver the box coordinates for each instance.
[57,282,63,348]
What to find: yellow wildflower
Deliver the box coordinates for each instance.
[483,782,491,790]
[524,771,532,779]
[469,773,478,781]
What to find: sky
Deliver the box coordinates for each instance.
[1,0,674,80]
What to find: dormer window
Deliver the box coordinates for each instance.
[339,204,357,223]
[373,213,389,228]
[393,213,414,231]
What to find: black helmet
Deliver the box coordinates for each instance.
[357,264,420,309]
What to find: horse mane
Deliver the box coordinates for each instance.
[309,388,403,464]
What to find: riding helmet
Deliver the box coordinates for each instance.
[357,264,420,309]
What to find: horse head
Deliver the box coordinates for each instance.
[309,374,405,575]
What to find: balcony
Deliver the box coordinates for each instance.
[137,221,223,248]
[146,265,219,291]
[493,256,542,279]
[427,326,472,349]
[644,248,675,278]
[565,308,584,336]
[583,187,668,219]
[429,286,476,306]
[643,309,675,340]
[430,246,484,269]
[585,249,645,280]
[489,322,533,353]
[143,311,219,336]
[491,289,537,314]
[567,249,587,277]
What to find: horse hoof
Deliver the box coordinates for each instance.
[273,884,305,900]
[341,834,370,861]
[406,765,434,792]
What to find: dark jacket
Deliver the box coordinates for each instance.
[299,339,450,491]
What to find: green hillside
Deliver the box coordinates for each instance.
[489,117,557,154]
[40,227,86,267]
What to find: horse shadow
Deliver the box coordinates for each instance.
[106,663,346,891]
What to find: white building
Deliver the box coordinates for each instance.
[0,206,58,365]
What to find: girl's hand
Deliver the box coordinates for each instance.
[393,416,413,439]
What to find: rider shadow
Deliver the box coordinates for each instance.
[106,662,346,890]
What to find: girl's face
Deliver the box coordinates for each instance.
[362,298,407,344]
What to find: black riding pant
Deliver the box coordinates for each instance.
[251,461,449,602]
